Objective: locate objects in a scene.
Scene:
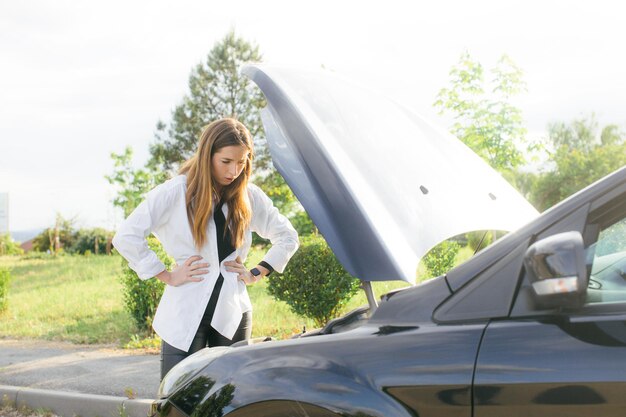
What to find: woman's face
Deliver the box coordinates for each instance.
[211,145,249,190]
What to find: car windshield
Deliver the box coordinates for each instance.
[587,217,626,303]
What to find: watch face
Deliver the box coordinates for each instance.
[250,267,261,277]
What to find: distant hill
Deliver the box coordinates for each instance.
[10,229,43,243]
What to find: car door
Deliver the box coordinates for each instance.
[473,189,626,417]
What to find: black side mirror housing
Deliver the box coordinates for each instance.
[524,231,588,309]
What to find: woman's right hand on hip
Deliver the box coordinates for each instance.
[158,255,209,287]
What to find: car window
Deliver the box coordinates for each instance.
[586,217,626,304]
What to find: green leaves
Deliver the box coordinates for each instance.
[105,146,167,217]
[434,51,527,172]
[423,240,460,278]
[267,235,360,328]
[0,234,23,256]
[0,267,10,312]
[530,115,626,210]
[149,30,267,172]
[118,236,172,333]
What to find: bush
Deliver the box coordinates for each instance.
[119,236,174,333]
[20,251,52,260]
[32,227,75,253]
[288,210,317,237]
[0,267,10,312]
[423,240,461,278]
[465,231,493,253]
[0,234,24,256]
[267,235,360,327]
[71,228,113,255]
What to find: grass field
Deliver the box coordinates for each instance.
[0,254,135,344]
[0,246,473,347]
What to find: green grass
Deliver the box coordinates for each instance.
[0,244,475,347]
[0,254,137,345]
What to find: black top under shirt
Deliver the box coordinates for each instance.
[204,200,275,325]
[214,201,235,262]
[215,199,274,275]
[203,201,234,322]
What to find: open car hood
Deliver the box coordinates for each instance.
[243,65,539,283]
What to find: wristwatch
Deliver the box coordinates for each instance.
[250,267,261,278]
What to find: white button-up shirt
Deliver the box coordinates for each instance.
[112,175,299,352]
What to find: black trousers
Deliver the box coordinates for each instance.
[160,275,252,379]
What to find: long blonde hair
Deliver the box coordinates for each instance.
[179,118,254,249]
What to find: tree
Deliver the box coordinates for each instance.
[105,147,167,217]
[32,213,76,254]
[149,30,268,173]
[71,228,114,255]
[422,240,461,278]
[530,115,626,210]
[434,52,528,173]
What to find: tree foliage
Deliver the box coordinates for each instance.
[423,240,461,278]
[149,30,268,173]
[72,228,112,255]
[434,52,527,172]
[105,147,167,217]
[267,235,360,327]
[32,213,76,254]
[530,115,626,210]
[0,234,24,256]
[118,236,172,333]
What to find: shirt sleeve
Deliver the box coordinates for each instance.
[249,184,299,273]
[112,181,178,280]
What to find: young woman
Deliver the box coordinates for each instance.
[112,118,299,379]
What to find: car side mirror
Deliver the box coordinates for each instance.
[524,231,588,309]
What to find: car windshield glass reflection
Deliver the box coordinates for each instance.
[587,217,626,303]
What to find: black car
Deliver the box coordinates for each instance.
[152,66,626,417]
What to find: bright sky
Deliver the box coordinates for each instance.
[1,0,625,235]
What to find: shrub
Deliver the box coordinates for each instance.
[32,228,75,253]
[0,234,24,256]
[71,228,113,255]
[0,267,10,312]
[288,210,317,237]
[267,235,360,328]
[119,236,174,333]
[423,240,461,278]
[20,251,52,260]
[465,231,493,253]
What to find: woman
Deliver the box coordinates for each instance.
[112,118,299,379]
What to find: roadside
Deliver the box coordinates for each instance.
[0,339,160,399]
[1,402,59,417]
[0,339,159,417]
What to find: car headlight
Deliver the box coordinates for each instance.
[158,346,231,398]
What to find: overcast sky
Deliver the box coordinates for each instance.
[1,0,625,235]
